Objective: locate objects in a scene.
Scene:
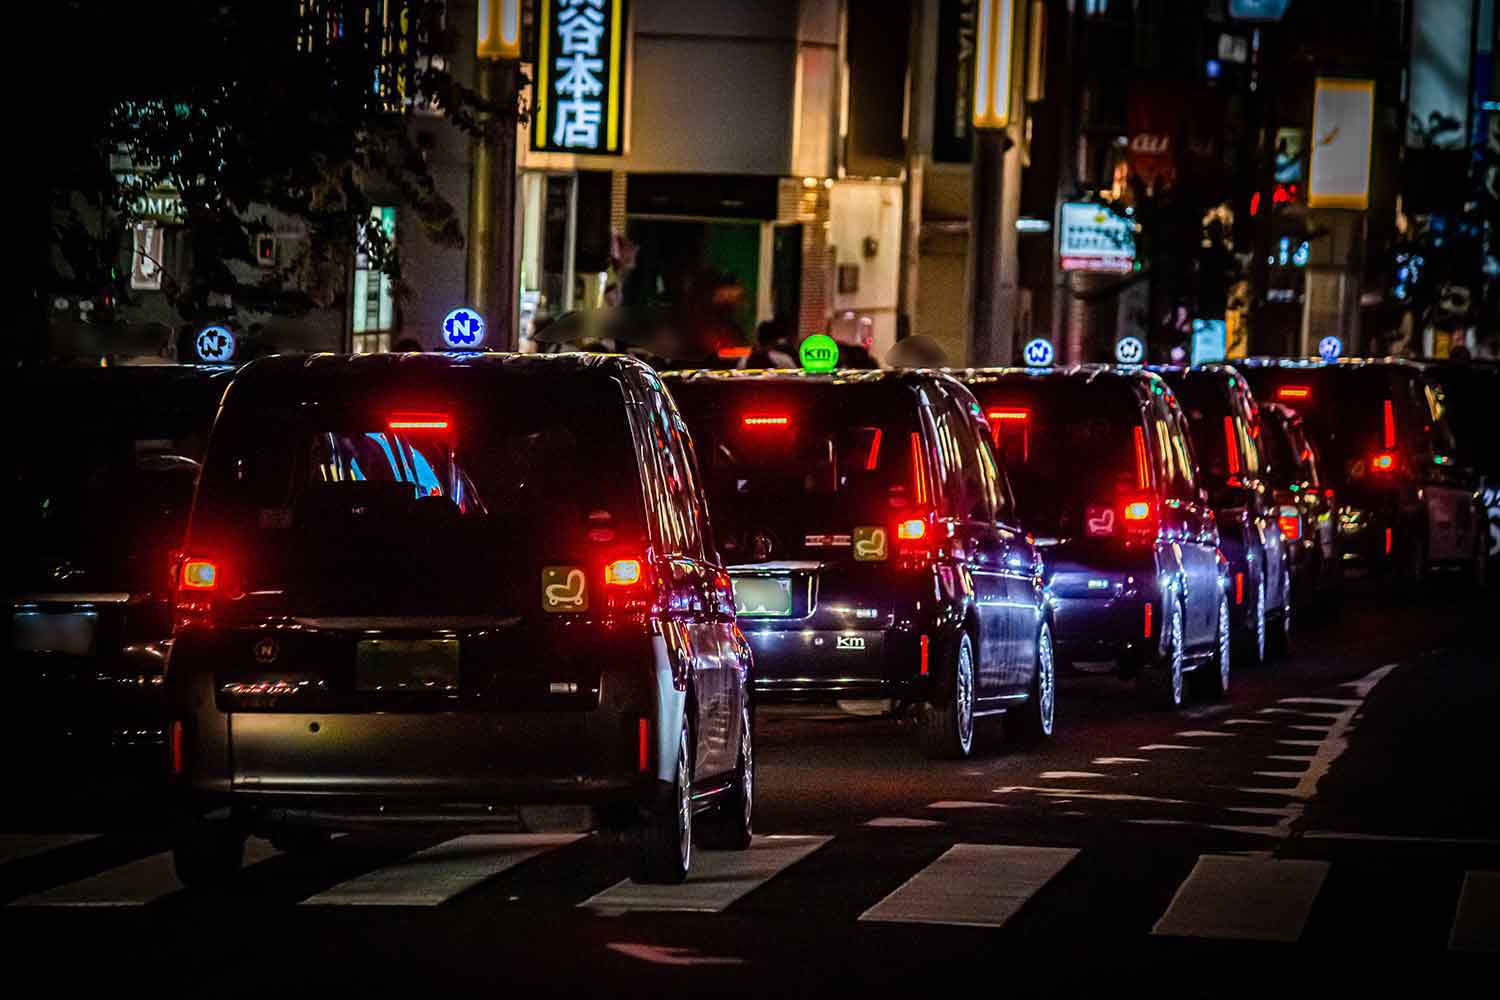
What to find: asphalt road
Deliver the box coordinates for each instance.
[2,581,1497,997]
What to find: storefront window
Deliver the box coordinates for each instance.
[352,205,396,352]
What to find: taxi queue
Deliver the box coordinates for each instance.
[4,353,1489,886]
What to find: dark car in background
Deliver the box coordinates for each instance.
[1259,402,1343,610]
[1156,365,1291,665]
[1419,360,1500,564]
[167,354,752,886]
[959,367,1230,708]
[1241,358,1485,587]
[663,369,1053,758]
[4,365,232,760]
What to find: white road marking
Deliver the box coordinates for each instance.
[12,838,278,908]
[1175,730,1235,738]
[1253,771,1308,780]
[1342,663,1399,697]
[1227,806,1302,819]
[1301,831,1500,846]
[1278,739,1324,748]
[1092,757,1149,765]
[926,801,1008,810]
[1279,697,1360,707]
[1137,744,1202,751]
[1039,771,1106,779]
[993,786,1187,805]
[1152,856,1330,942]
[1449,871,1500,953]
[858,844,1078,928]
[581,835,829,914]
[865,817,944,828]
[301,834,581,907]
[1223,719,1273,726]
[606,943,744,966]
[0,834,98,867]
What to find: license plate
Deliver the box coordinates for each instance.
[732,576,793,617]
[355,639,460,692]
[12,611,98,656]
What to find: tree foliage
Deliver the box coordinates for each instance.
[40,1,510,327]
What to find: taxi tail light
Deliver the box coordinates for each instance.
[895,511,936,569]
[169,721,184,777]
[919,634,930,675]
[603,556,654,619]
[388,412,452,432]
[1277,385,1312,401]
[742,414,790,428]
[172,553,223,627]
[1143,602,1153,639]
[636,717,651,773]
[1235,572,1245,606]
[1120,495,1158,544]
[1370,451,1399,474]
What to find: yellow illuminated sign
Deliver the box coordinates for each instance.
[972,0,1021,130]
[477,0,522,61]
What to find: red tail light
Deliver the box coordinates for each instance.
[1133,426,1151,490]
[743,414,789,427]
[988,409,1031,460]
[170,721,183,777]
[717,346,751,359]
[1143,602,1153,638]
[605,558,643,586]
[1123,501,1152,522]
[179,559,220,591]
[1370,451,1398,474]
[919,634,930,675]
[388,412,451,432]
[1383,399,1396,449]
[637,717,651,773]
[1223,416,1241,475]
[1277,385,1311,401]
[896,518,927,540]
[1235,572,1244,605]
[1385,527,1393,555]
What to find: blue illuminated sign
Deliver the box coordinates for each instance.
[194,325,236,363]
[1318,335,1343,363]
[1023,338,1054,367]
[1191,319,1227,366]
[1115,336,1145,365]
[442,307,486,349]
[1229,0,1290,20]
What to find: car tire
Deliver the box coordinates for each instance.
[698,702,753,851]
[172,820,246,888]
[1139,598,1185,710]
[1192,596,1231,701]
[920,632,976,759]
[631,714,693,885]
[1235,574,1267,667]
[1008,624,1056,744]
[1268,567,1293,658]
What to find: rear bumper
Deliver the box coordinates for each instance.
[740,624,933,703]
[1050,595,1156,665]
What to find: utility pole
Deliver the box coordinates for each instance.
[469,2,522,350]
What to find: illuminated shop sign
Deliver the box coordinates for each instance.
[532,0,627,155]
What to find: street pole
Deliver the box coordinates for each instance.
[467,57,520,351]
[968,128,1013,365]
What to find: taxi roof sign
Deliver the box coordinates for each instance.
[799,333,839,373]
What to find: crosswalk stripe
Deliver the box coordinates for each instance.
[1151,855,1329,942]
[10,838,278,908]
[0,834,98,867]
[1449,870,1500,953]
[858,844,1078,928]
[301,834,583,907]
[581,835,830,913]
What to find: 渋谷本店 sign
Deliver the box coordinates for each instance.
[532,0,628,155]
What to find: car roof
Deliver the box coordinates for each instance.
[953,363,1163,390]
[231,351,653,385]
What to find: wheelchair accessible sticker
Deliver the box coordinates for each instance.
[541,566,589,612]
[853,526,888,562]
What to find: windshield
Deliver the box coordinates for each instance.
[3,370,224,594]
[966,378,1141,534]
[666,380,917,564]
[190,373,643,616]
[1165,373,1259,486]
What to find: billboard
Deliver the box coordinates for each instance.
[532,0,628,154]
[1059,202,1135,272]
[1308,78,1375,210]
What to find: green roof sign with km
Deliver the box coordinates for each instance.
[799,333,839,372]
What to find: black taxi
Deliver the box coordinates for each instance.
[662,369,1054,758]
[959,367,1231,708]
[166,353,752,885]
